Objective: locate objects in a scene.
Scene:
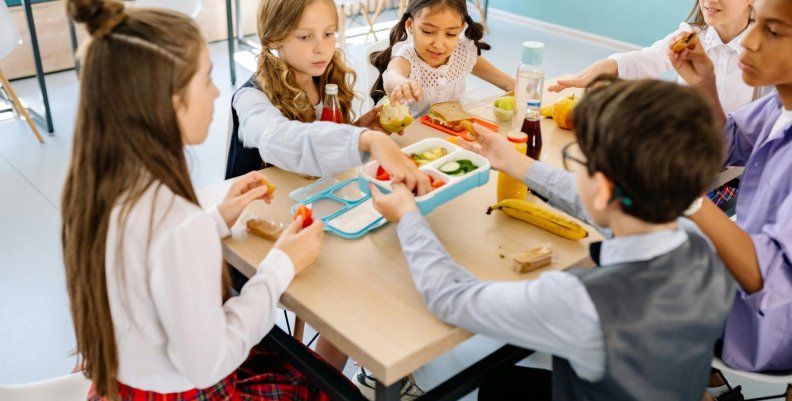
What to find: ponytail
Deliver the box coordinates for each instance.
[369,12,410,103]
[463,15,490,55]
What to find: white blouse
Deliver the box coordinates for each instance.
[394,36,479,116]
[234,87,368,178]
[106,182,294,392]
[609,25,754,114]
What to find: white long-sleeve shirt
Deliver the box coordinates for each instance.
[233,87,369,177]
[609,25,754,113]
[106,182,294,392]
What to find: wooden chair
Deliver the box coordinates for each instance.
[0,2,44,144]
[337,0,387,47]
[712,357,792,401]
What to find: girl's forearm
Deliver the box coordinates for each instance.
[690,198,763,293]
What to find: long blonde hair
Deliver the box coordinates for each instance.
[62,0,210,399]
[255,0,356,123]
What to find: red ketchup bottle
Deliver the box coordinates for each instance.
[320,84,343,123]
[521,100,542,160]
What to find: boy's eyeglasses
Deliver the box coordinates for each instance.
[561,142,589,172]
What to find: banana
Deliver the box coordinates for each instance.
[487,199,589,240]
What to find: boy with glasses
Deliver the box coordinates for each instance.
[369,77,736,401]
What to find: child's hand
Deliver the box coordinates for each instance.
[354,105,404,135]
[667,33,715,89]
[457,123,532,181]
[370,183,418,223]
[548,59,618,92]
[218,171,274,228]
[273,217,325,275]
[362,131,432,195]
[390,78,423,105]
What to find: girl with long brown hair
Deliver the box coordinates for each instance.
[368,0,514,114]
[228,0,429,196]
[62,0,345,399]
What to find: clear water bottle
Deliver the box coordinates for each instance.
[512,41,544,132]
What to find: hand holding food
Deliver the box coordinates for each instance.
[293,205,314,228]
[671,30,700,53]
[273,216,325,274]
[379,96,414,133]
[369,182,418,223]
[667,31,715,89]
[218,171,275,228]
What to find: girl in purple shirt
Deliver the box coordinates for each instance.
[669,0,792,375]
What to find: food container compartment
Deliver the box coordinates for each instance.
[358,138,491,215]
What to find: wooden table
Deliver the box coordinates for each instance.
[198,80,601,400]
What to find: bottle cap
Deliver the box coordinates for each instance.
[521,41,544,65]
[507,131,528,143]
[325,84,338,95]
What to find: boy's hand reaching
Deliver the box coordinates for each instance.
[370,183,418,223]
[362,131,432,195]
[390,78,424,105]
[548,59,618,92]
[457,123,533,181]
[218,171,274,228]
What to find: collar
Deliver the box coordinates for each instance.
[589,220,688,266]
[701,23,751,53]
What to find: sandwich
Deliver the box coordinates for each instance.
[671,31,699,53]
[246,218,284,241]
[428,101,473,132]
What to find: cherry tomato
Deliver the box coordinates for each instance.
[293,205,313,227]
[375,165,390,181]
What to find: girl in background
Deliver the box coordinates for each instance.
[369,0,514,115]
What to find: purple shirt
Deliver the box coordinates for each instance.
[721,93,792,371]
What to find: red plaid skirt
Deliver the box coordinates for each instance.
[87,340,354,401]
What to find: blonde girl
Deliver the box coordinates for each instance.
[229,0,429,194]
[368,0,514,115]
[62,0,344,399]
[550,0,763,113]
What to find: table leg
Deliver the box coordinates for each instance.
[225,0,237,85]
[21,0,54,134]
[375,380,401,401]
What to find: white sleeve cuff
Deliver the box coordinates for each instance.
[207,205,231,239]
[256,248,296,294]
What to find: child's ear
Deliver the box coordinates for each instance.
[405,18,413,33]
[592,172,614,212]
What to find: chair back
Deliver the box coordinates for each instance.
[0,373,92,401]
[0,2,22,60]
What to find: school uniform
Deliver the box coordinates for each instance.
[395,161,735,400]
[719,93,792,371]
[94,181,342,400]
[228,77,368,179]
[610,25,757,113]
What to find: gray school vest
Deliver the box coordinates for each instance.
[552,233,735,401]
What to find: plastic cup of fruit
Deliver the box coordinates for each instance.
[493,106,514,123]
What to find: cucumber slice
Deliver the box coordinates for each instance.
[439,161,461,174]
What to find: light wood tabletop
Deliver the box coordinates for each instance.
[197,78,603,387]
